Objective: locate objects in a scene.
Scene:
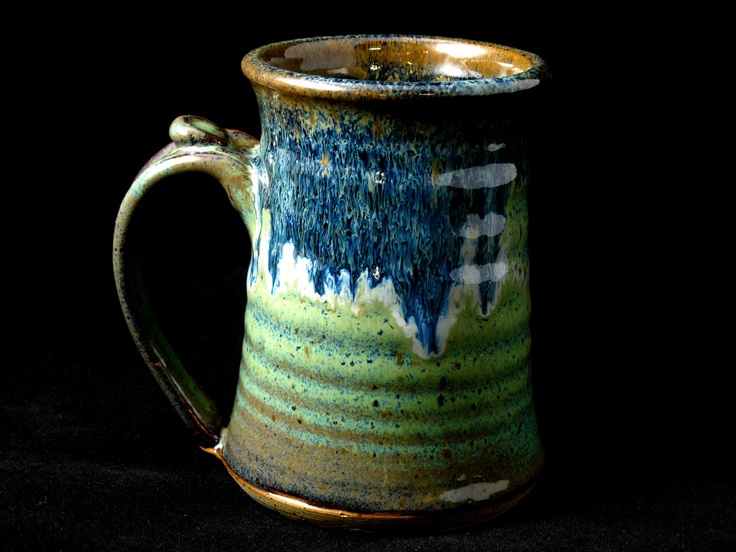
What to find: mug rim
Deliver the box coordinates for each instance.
[241,34,549,101]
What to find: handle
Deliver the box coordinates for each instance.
[113,115,259,449]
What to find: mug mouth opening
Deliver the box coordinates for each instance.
[241,35,549,100]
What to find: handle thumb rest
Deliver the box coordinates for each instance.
[113,115,258,449]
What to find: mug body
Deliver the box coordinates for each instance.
[221,35,548,527]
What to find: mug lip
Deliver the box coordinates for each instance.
[241,34,549,101]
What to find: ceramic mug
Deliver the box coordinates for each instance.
[113,34,550,532]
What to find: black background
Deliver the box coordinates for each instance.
[4,7,732,551]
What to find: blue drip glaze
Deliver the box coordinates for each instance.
[252,93,524,355]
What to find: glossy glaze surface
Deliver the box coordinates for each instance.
[225,35,547,519]
[242,35,548,99]
[115,35,549,531]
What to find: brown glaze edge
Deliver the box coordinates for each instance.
[202,444,537,533]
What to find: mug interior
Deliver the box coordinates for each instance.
[256,35,534,82]
[242,35,548,98]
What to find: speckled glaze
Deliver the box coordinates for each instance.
[113,35,550,532]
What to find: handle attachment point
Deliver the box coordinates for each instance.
[114,115,258,449]
[170,115,229,147]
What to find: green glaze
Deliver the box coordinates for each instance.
[113,35,550,531]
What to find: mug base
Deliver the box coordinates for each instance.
[204,445,537,533]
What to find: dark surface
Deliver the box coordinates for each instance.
[4,10,732,552]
